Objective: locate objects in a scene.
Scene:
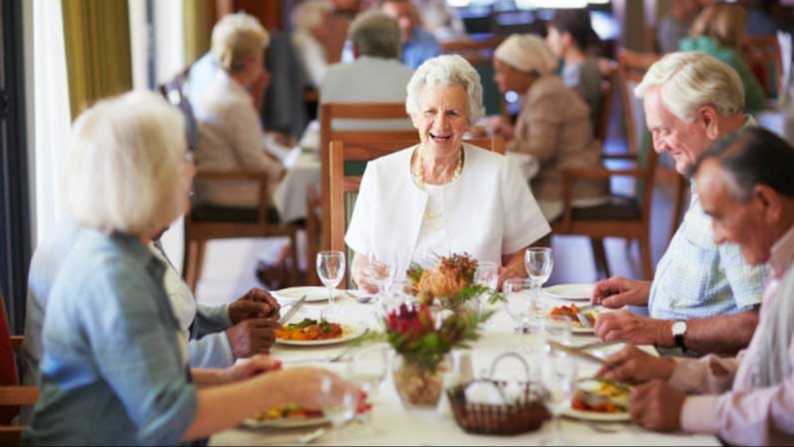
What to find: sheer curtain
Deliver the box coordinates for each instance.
[31,0,72,245]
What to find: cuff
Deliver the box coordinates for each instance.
[680,395,721,435]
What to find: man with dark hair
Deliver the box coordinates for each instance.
[596,128,794,445]
[545,9,603,134]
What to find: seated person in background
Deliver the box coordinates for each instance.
[292,0,334,89]
[491,35,609,222]
[24,91,356,446]
[597,128,794,446]
[381,0,440,70]
[346,55,551,292]
[414,0,467,41]
[320,10,414,131]
[655,0,702,54]
[546,9,604,136]
[193,12,285,210]
[679,3,767,113]
[591,52,767,355]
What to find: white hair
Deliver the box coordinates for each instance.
[66,91,188,235]
[635,51,745,122]
[292,0,331,32]
[211,12,270,73]
[406,54,484,124]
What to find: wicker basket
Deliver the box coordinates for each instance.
[446,352,550,436]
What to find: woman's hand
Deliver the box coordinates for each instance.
[224,355,282,383]
[267,368,361,413]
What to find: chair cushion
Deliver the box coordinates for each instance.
[190,205,282,224]
[570,195,642,221]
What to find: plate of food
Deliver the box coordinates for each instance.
[272,286,341,303]
[543,284,593,301]
[242,404,328,429]
[275,318,368,346]
[548,304,599,333]
[564,379,631,422]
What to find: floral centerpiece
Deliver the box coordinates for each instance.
[406,253,502,310]
[385,303,486,407]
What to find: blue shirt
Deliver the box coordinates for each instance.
[402,27,440,70]
[24,229,198,446]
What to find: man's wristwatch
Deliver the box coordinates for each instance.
[671,321,688,352]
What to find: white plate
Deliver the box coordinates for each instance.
[272,286,341,303]
[544,284,594,301]
[563,407,630,422]
[275,323,368,346]
[241,416,328,429]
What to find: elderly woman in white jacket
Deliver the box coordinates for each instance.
[346,55,551,292]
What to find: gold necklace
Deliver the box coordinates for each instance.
[412,146,463,190]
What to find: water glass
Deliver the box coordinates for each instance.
[543,317,573,348]
[525,247,554,300]
[503,279,533,334]
[474,261,499,324]
[320,376,357,443]
[541,351,578,446]
[367,252,397,303]
[317,251,346,308]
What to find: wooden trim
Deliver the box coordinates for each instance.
[0,387,38,406]
[0,426,25,447]
[9,336,22,354]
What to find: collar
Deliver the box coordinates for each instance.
[770,225,794,279]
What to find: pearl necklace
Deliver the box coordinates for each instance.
[412,146,463,190]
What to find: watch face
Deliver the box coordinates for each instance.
[672,321,687,336]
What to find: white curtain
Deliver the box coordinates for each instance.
[31,0,72,246]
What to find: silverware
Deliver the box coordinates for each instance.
[345,291,373,304]
[575,339,623,351]
[279,295,307,324]
[575,311,594,329]
[548,340,606,365]
[296,428,326,444]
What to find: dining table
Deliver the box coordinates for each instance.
[210,290,720,447]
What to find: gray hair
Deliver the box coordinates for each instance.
[406,55,484,124]
[211,12,270,73]
[349,10,401,59]
[693,127,794,202]
[635,52,744,122]
[292,0,331,33]
[66,91,188,235]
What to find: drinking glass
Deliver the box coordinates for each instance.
[317,251,346,314]
[541,351,578,446]
[474,261,499,325]
[525,247,554,302]
[543,316,573,348]
[503,279,533,336]
[347,346,388,433]
[366,252,397,304]
[320,376,357,443]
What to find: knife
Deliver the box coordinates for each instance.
[548,340,606,365]
[279,295,307,325]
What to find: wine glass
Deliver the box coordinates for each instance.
[317,251,346,314]
[503,279,533,334]
[366,252,397,304]
[526,247,554,303]
[540,351,578,446]
[320,376,358,443]
[474,261,499,325]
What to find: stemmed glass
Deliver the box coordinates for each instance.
[474,261,499,324]
[317,251,346,315]
[526,247,554,303]
[366,252,397,304]
[540,351,578,446]
[320,376,358,443]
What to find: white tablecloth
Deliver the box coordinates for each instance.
[210,293,719,447]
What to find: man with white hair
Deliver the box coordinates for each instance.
[592,52,767,355]
[596,128,794,445]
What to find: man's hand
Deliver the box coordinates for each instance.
[224,354,282,383]
[229,288,280,324]
[629,380,687,432]
[226,319,281,358]
[594,311,675,347]
[591,276,652,308]
[596,345,676,385]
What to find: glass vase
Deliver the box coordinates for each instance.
[392,354,450,408]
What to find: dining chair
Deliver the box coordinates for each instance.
[595,60,618,145]
[328,137,505,288]
[0,288,38,446]
[439,35,506,118]
[159,68,301,293]
[552,49,662,281]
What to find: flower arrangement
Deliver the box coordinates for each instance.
[406,253,502,309]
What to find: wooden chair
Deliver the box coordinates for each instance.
[595,60,618,145]
[740,35,783,98]
[328,137,505,287]
[552,50,662,281]
[159,69,301,292]
[0,288,38,446]
[312,102,416,285]
[440,35,506,118]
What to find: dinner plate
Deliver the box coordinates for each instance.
[275,323,368,347]
[543,284,594,301]
[563,407,631,422]
[240,416,328,429]
[272,286,341,303]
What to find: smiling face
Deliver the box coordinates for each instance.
[411,83,471,157]
[644,86,715,175]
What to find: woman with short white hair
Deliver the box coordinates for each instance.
[25,91,356,446]
[346,55,551,291]
[292,0,333,88]
[193,12,285,211]
[491,34,609,222]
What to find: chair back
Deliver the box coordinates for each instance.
[440,35,505,117]
[329,137,504,287]
[158,66,199,151]
[740,35,783,98]
[596,61,618,144]
[0,288,19,425]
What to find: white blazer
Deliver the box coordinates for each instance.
[345,144,551,274]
